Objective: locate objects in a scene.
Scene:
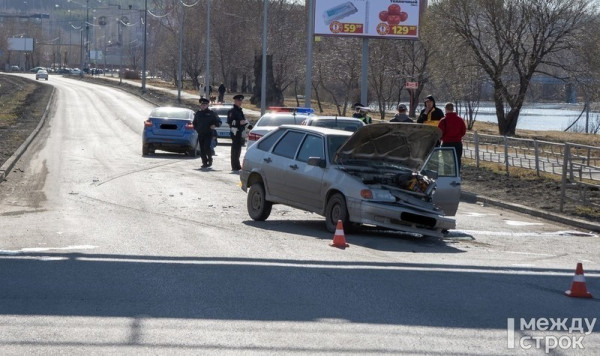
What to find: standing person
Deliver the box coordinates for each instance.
[438,102,467,171]
[352,102,372,124]
[417,95,444,126]
[193,98,221,169]
[217,83,226,103]
[227,94,248,172]
[390,104,413,122]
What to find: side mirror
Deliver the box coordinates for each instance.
[307,157,326,168]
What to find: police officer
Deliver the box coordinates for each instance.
[352,102,372,124]
[193,98,221,168]
[227,94,248,172]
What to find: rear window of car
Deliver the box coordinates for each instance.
[310,120,362,132]
[150,108,191,119]
[256,114,303,126]
[272,131,305,159]
[256,129,286,151]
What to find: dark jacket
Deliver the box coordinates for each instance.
[227,105,247,140]
[417,106,444,124]
[417,96,444,124]
[390,113,413,123]
[353,112,372,124]
[193,109,220,136]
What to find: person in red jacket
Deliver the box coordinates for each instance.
[438,102,467,171]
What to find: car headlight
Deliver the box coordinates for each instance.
[360,189,395,202]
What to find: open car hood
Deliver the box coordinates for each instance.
[334,123,442,170]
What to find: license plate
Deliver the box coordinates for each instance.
[217,131,230,137]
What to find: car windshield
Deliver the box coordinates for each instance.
[327,135,351,163]
[256,114,303,126]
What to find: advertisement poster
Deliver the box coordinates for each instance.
[314,0,421,40]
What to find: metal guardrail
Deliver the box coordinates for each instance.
[463,132,600,212]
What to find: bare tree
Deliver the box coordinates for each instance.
[438,0,594,136]
[311,37,361,115]
[368,39,403,121]
[563,15,600,134]
[426,13,485,130]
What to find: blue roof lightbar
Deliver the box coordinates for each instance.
[268,107,314,115]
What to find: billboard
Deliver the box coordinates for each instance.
[8,38,34,51]
[314,0,422,40]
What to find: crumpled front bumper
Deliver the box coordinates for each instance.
[347,198,455,237]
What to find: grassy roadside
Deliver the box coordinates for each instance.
[0,75,54,169]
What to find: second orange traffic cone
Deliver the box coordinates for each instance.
[330,220,349,249]
[565,263,593,298]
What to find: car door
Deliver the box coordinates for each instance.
[422,147,461,216]
[263,130,305,201]
[285,134,326,211]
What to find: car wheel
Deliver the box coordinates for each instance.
[325,193,352,233]
[142,143,149,156]
[247,182,272,221]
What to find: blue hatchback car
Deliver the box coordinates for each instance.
[142,107,199,156]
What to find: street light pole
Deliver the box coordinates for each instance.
[177,0,183,102]
[85,0,89,74]
[141,0,147,93]
[204,0,211,99]
[260,0,267,116]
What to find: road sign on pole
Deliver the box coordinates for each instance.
[406,82,418,89]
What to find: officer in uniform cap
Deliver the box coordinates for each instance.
[352,102,372,124]
[227,95,247,171]
[193,97,221,168]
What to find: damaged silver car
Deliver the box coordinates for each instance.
[240,123,461,237]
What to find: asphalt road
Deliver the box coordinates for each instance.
[0,76,599,355]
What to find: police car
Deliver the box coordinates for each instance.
[246,107,314,148]
[209,104,234,140]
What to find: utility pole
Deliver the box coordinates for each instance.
[85,0,89,73]
[141,0,147,93]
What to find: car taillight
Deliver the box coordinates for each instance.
[185,121,195,130]
[248,132,263,141]
[144,120,153,128]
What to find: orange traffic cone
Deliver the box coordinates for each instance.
[330,220,349,249]
[565,263,593,298]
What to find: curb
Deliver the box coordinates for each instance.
[461,191,600,233]
[0,87,56,184]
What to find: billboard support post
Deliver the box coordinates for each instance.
[361,38,369,108]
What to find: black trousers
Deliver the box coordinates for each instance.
[199,134,213,165]
[441,141,463,171]
[230,136,243,170]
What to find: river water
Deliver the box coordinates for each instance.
[461,102,595,132]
